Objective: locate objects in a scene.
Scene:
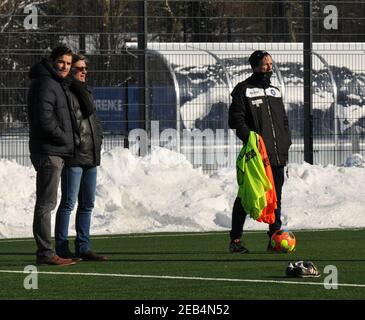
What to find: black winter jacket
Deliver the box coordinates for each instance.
[65,80,103,167]
[27,58,75,157]
[229,74,292,166]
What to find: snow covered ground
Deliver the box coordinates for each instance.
[1,147,364,239]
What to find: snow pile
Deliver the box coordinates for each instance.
[0,159,35,238]
[343,153,365,167]
[93,147,232,234]
[284,160,365,229]
[0,148,365,239]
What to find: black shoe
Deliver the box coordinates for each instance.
[286,261,321,278]
[286,262,297,277]
[77,251,108,261]
[266,240,277,253]
[229,239,249,254]
[57,251,83,262]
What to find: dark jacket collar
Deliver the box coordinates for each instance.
[248,72,272,89]
[29,58,71,85]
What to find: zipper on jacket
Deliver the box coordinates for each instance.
[264,91,281,165]
[89,116,97,164]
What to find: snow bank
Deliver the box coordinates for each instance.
[0,148,364,239]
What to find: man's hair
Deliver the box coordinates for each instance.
[248,50,271,70]
[50,46,73,62]
[72,53,88,65]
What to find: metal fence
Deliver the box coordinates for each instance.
[0,0,364,171]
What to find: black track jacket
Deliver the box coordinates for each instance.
[229,74,291,166]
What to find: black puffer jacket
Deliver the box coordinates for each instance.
[27,58,75,156]
[229,74,292,166]
[65,80,103,167]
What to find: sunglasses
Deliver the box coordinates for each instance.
[73,66,88,72]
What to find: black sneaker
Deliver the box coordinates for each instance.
[286,262,297,277]
[77,251,108,261]
[229,239,249,254]
[286,261,321,278]
[267,240,276,253]
[297,261,321,278]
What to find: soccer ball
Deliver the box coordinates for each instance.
[270,229,296,253]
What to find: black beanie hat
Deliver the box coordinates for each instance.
[248,50,271,69]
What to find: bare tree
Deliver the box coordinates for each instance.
[0,0,50,32]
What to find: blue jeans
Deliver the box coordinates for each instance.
[55,166,97,256]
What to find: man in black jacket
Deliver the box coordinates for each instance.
[228,50,292,253]
[27,46,76,266]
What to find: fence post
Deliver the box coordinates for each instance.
[352,125,360,154]
[138,0,149,134]
[303,0,313,164]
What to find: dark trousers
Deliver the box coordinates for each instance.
[230,166,285,240]
[30,154,64,259]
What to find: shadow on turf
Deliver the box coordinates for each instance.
[97,252,365,263]
[1,252,364,265]
[0,252,33,256]
[98,251,295,255]
[97,257,365,263]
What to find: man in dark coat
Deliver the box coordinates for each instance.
[27,46,76,266]
[228,50,292,253]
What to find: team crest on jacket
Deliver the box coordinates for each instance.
[265,87,281,98]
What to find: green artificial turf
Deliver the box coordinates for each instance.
[0,229,364,300]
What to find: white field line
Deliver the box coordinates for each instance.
[0,228,364,243]
[0,269,364,288]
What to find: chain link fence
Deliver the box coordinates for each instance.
[0,0,364,171]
